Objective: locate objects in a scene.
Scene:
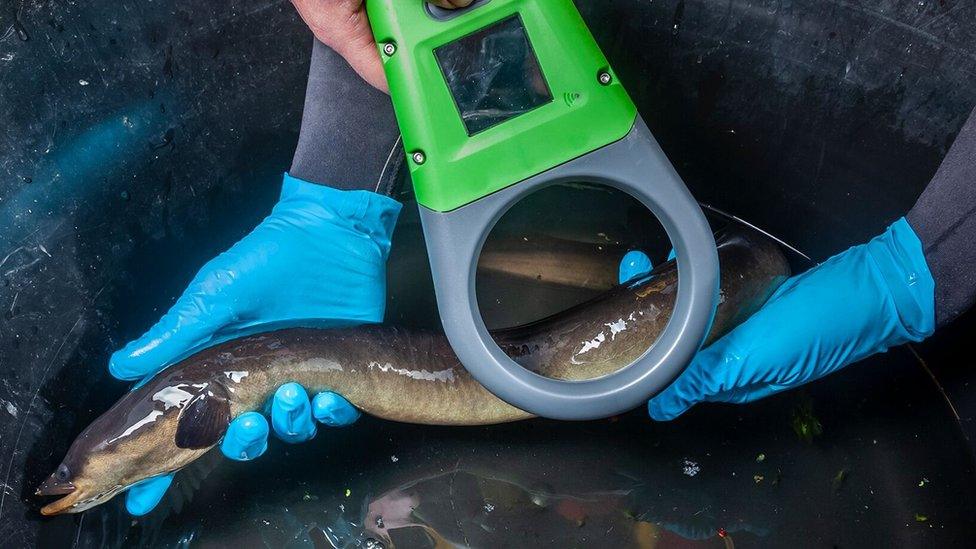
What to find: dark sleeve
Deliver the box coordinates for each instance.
[289,39,403,196]
[906,107,976,327]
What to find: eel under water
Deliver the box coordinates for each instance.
[36,226,789,515]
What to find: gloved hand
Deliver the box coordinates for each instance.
[624,218,936,421]
[110,173,401,515]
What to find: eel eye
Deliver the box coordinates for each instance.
[56,464,70,482]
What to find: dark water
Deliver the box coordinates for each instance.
[36,353,976,548]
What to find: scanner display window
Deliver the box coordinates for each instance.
[435,15,553,135]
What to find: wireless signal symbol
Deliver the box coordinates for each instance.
[563,92,582,107]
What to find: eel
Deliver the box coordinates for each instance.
[35,226,789,515]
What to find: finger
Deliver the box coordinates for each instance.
[109,296,236,381]
[648,319,788,420]
[647,366,706,421]
[270,383,317,443]
[343,41,388,93]
[429,0,473,9]
[221,412,270,461]
[312,392,361,427]
[124,473,174,516]
[618,250,653,284]
[647,341,736,421]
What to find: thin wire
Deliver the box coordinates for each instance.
[698,202,812,262]
[374,134,403,194]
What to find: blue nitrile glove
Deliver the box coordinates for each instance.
[619,250,654,284]
[110,173,400,515]
[644,218,935,421]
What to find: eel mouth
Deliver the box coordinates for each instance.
[38,481,130,516]
[39,489,82,516]
[36,476,76,497]
[36,473,84,515]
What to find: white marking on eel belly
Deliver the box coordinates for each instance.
[368,361,455,383]
[571,331,607,364]
[224,371,249,383]
[606,318,628,340]
[152,385,195,410]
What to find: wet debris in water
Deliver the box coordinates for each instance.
[753,474,764,484]
[832,468,848,492]
[918,477,929,487]
[681,458,700,477]
[755,453,766,463]
[151,127,176,150]
[14,20,29,41]
[791,396,823,443]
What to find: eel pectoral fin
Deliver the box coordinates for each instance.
[175,384,231,449]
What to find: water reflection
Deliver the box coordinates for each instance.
[46,354,976,549]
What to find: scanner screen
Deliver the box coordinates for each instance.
[435,15,552,135]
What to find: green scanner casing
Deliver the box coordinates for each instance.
[368,0,719,420]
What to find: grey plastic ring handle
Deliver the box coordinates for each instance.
[419,118,719,420]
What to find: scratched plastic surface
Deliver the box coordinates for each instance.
[3,0,976,547]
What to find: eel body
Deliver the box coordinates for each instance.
[37,227,789,514]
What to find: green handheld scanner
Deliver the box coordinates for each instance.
[367,0,719,420]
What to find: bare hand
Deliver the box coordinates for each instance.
[291,0,473,93]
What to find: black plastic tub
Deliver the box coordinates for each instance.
[1,1,975,546]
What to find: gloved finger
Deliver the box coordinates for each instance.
[124,473,174,516]
[648,313,795,420]
[647,368,702,421]
[312,392,361,426]
[221,411,270,461]
[619,250,653,284]
[109,295,237,381]
[647,340,736,421]
[270,382,317,443]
